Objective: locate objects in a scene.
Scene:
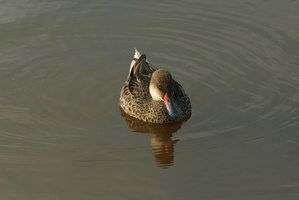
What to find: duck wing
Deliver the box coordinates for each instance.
[127,54,157,95]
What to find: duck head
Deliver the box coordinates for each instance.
[149,69,180,118]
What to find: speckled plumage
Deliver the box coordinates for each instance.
[120,49,191,124]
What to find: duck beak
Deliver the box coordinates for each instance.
[163,93,179,118]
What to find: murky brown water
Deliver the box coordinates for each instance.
[1,0,299,199]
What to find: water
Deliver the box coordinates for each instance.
[1,0,299,199]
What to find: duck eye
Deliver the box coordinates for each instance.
[157,84,162,90]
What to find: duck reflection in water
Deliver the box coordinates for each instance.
[121,109,190,168]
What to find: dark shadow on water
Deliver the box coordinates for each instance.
[121,108,190,168]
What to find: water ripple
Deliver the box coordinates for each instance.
[121,1,299,138]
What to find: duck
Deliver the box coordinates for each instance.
[119,48,191,124]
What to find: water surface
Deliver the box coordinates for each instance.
[0,0,299,199]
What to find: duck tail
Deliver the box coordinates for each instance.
[128,48,143,77]
[134,47,142,59]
